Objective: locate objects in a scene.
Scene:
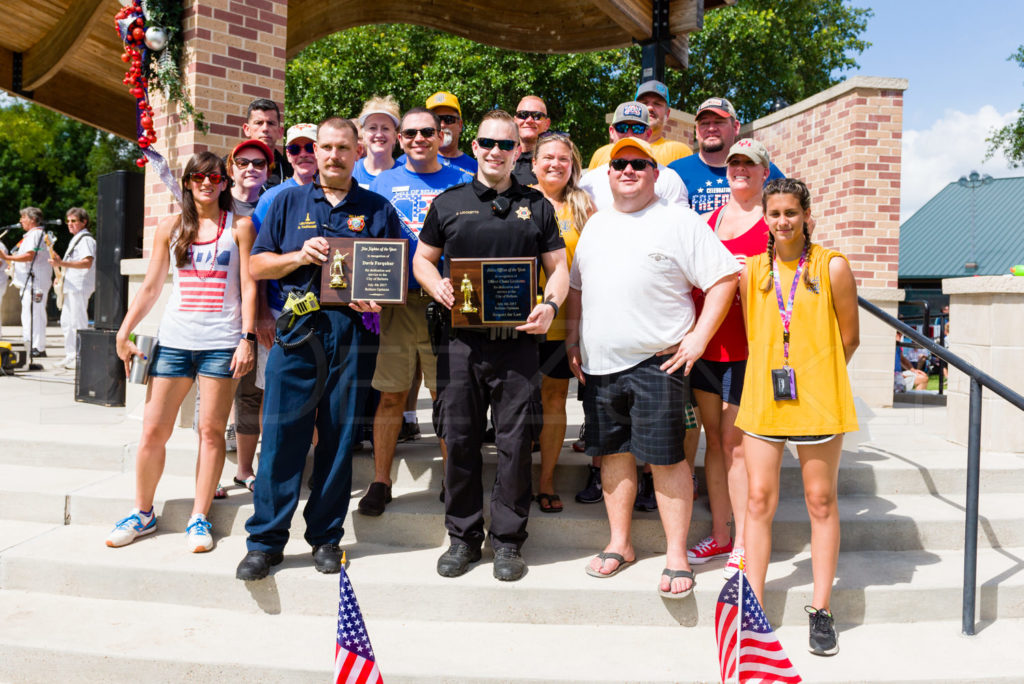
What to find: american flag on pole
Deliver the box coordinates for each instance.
[335,567,383,684]
[715,570,801,683]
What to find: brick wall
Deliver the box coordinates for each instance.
[142,0,288,255]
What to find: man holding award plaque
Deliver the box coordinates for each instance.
[566,137,740,598]
[237,117,403,581]
[414,109,568,582]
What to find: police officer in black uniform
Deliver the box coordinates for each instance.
[414,109,569,582]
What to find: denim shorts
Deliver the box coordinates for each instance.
[149,345,235,379]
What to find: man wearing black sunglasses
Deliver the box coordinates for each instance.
[414,109,568,583]
[427,91,477,174]
[511,95,550,185]
[587,81,693,170]
[566,137,739,597]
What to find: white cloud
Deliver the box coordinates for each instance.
[901,106,1019,221]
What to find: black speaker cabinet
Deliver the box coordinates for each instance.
[94,170,145,331]
[75,329,126,407]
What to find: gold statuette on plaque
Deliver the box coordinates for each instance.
[329,249,348,289]
[459,273,477,313]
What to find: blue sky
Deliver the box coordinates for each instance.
[851,1,1024,218]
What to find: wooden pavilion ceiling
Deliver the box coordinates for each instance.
[1,0,732,140]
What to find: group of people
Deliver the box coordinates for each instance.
[99,82,860,658]
[0,206,97,370]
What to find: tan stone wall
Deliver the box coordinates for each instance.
[744,77,908,290]
[142,0,288,256]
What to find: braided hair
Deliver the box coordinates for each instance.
[760,178,817,293]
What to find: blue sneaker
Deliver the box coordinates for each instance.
[185,513,214,553]
[105,509,156,547]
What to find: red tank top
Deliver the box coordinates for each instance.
[692,205,769,362]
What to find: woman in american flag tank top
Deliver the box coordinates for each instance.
[107,151,257,554]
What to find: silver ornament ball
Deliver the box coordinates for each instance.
[144,26,168,52]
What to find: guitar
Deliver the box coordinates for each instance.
[44,230,65,309]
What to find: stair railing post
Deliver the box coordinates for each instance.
[962,377,983,636]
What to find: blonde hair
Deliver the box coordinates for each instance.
[534,134,591,233]
[358,95,401,124]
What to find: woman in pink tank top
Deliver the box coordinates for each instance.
[107,151,256,554]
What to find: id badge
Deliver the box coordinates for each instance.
[771,366,797,400]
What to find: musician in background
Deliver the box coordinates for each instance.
[49,207,96,370]
[0,207,53,356]
[0,233,9,340]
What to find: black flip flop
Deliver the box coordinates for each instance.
[536,492,563,513]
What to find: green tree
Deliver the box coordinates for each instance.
[0,99,139,253]
[986,45,1024,167]
[285,0,870,159]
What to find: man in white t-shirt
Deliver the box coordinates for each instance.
[1,207,53,355]
[49,207,96,369]
[566,137,739,598]
[579,101,688,212]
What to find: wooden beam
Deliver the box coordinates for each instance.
[589,0,654,39]
[21,0,108,91]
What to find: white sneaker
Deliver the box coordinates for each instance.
[723,547,745,579]
[186,513,214,553]
[225,423,237,451]
[106,509,156,547]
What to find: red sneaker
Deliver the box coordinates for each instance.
[686,535,733,564]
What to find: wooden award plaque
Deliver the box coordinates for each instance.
[449,257,537,327]
[319,237,409,305]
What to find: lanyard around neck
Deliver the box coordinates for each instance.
[772,245,808,366]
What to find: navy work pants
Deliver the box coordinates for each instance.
[246,309,371,553]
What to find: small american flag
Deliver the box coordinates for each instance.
[335,567,383,684]
[715,571,801,683]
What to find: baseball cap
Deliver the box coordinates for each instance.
[610,137,656,161]
[696,97,738,120]
[635,80,670,103]
[231,139,273,163]
[285,123,318,145]
[726,138,771,167]
[611,101,650,126]
[426,91,461,116]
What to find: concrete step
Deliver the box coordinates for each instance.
[2,589,1023,683]
[0,460,1014,553]
[3,523,1021,628]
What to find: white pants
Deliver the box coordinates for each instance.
[19,286,50,352]
[60,289,91,364]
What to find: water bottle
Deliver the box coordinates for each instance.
[128,333,157,384]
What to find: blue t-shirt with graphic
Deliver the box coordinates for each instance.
[353,157,399,189]
[369,163,472,290]
[668,155,785,214]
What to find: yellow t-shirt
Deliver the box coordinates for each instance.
[734,244,858,436]
[541,203,581,341]
[588,137,693,170]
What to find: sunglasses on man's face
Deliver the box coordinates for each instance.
[436,114,460,125]
[609,158,655,172]
[401,127,437,140]
[189,172,224,184]
[613,122,648,135]
[476,138,517,152]
[286,142,315,155]
[515,110,548,121]
[234,157,268,169]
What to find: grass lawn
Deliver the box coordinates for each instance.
[927,374,946,391]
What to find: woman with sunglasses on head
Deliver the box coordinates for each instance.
[109,151,257,554]
[530,133,595,513]
[353,95,401,189]
[736,178,859,657]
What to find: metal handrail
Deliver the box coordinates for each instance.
[858,296,1024,636]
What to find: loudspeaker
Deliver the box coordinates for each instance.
[75,329,125,406]
[94,170,145,331]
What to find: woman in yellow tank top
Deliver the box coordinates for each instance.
[736,179,859,657]
[532,133,594,513]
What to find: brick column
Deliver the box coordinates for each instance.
[123,0,288,419]
[141,0,288,254]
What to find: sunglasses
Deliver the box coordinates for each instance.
[401,127,437,140]
[515,110,548,121]
[613,122,648,135]
[437,114,460,125]
[609,158,655,172]
[188,172,224,184]
[476,138,517,152]
[286,142,315,155]
[234,157,268,169]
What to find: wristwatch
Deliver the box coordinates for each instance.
[241,332,257,342]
